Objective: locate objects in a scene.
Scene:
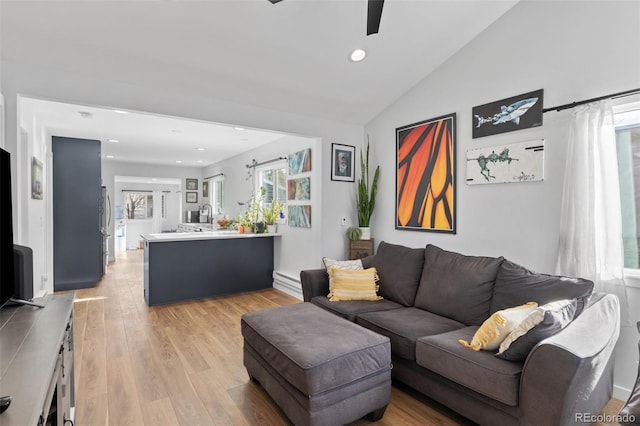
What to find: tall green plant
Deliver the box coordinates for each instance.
[357,141,380,227]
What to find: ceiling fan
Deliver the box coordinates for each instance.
[267,0,385,36]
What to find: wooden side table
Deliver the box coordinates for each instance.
[349,239,375,260]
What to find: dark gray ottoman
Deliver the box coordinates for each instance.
[241,303,391,426]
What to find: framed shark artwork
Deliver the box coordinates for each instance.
[466,139,545,185]
[472,89,543,139]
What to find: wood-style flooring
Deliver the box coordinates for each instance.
[59,250,624,425]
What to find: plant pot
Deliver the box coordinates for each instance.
[359,226,371,240]
[244,226,253,234]
[255,222,266,234]
[267,224,277,233]
[238,225,245,234]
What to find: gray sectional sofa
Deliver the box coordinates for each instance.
[300,242,621,426]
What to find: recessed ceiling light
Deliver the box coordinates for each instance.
[234,127,245,131]
[196,160,204,164]
[349,48,367,62]
[108,139,119,143]
[195,147,205,151]
[113,109,129,114]
[151,178,158,181]
[175,160,183,164]
[106,155,114,159]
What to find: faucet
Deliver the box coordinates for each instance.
[200,204,213,223]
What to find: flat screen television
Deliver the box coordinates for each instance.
[0,147,16,308]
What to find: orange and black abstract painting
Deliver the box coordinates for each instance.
[396,114,456,233]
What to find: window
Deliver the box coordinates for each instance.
[255,163,287,206]
[615,106,640,269]
[210,177,225,214]
[124,192,153,220]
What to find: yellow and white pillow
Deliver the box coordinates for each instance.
[459,302,538,351]
[327,267,383,302]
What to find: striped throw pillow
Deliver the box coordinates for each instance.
[327,267,383,302]
[323,257,363,271]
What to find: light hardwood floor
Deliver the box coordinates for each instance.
[60,250,624,425]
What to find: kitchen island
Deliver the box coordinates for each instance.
[142,231,280,305]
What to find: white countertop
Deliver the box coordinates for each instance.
[142,230,281,242]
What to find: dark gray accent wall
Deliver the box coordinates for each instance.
[52,136,102,290]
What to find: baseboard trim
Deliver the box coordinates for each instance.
[273,271,303,300]
[614,384,631,401]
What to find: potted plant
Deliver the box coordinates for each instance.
[346,227,362,241]
[237,211,253,234]
[263,202,284,233]
[357,140,380,240]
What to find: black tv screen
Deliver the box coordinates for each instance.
[0,147,15,307]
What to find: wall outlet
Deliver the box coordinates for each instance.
[341,216,348,226]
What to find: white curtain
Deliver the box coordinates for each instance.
[556,100,630,323]
[151,190,163,234]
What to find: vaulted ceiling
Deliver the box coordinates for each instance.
[3,1,520,166]
[2,0,519,124]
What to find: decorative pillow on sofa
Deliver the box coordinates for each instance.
[327,267,383,302]
[459,302,538,351]
[322,257,363,271]
[496,299,578,361]
[361,241,425,306]
[414,244,504,326]
[490,259,593,317]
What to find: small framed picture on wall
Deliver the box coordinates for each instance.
[202,181,209,198]
[331,143,355,182]
[186,192,198,203]
[186,178,198,190]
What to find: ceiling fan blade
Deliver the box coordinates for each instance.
[367,0,384,35]
[267,0,283,3]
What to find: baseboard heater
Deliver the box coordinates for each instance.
[272,271,303,300]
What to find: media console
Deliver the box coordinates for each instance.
[0,294,74,426]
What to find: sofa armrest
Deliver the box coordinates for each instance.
[519,293,620,426]
[300,269,329,302]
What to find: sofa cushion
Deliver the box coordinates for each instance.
[361,241,425,306]
[414,245,504,326]
[458,302,538,351]
[497,299,578,361]
[356,307,465,361]
[327,267,382,301]
[490,259,594,316]
[416,327,523,406]
[311,296,403,322]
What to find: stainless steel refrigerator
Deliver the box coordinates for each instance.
[100,186,111,275]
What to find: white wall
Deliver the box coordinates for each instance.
[203,134,322,280]
[365,0,640,398]
[19,113,49,295]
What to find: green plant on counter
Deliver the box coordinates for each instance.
[263,202,284,225]
[237,211,253,228]
[346,227,362,241]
